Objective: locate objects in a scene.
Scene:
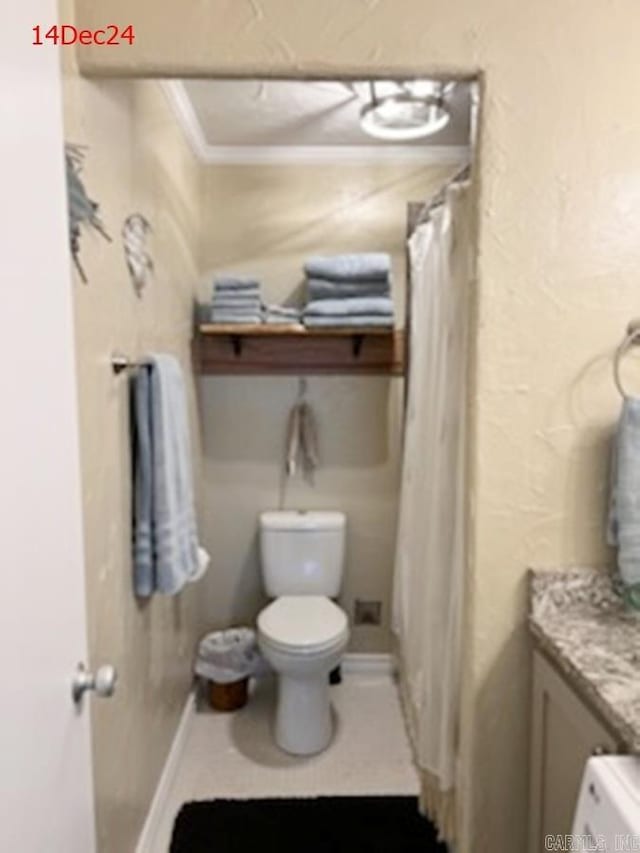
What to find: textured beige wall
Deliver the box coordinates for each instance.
[198,163,455,652]
[73,2,640,850]
[200,163,456,316]
[199,375,402,652]
[62,69,207,852]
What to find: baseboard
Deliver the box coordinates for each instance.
[136,690,196,853]
[341,653,396,676]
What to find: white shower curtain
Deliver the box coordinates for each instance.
[392,180,472,843]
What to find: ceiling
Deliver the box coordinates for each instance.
[177,79,472,151]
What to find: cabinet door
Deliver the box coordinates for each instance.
[528,650,620,853]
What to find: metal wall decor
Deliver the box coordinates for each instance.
[65,143,111,283]
[122,213,153,298]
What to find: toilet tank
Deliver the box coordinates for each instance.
[259,511,346,597]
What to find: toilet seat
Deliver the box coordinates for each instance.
[258,595,348,654]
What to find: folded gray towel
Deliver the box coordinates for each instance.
[303,314,394,328]
[307,278,390,301]
[265,316,304,326]
[607,398,640,607]
[263,304,302,319]
[212,299,261,311]
[304,297,394,317]
[210,311,262,324]
[304,253,391,282]
[213,296,262,310]
[214,276,261,292]
[211,312,262,321]
[213,307,261,316]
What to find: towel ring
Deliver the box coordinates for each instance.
[614,319,640,398]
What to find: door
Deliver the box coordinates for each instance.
[0,1,96,850]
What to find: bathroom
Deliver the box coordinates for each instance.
[63,68,475,851]
[5,3,640,853]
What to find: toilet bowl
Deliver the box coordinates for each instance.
[258,594,349,755]
[258,510,348,754]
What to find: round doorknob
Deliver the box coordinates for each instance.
[72,662,118,703]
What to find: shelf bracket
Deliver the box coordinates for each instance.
[230,335,243,358]
[352,334,365,359]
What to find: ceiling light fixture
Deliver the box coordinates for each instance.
[359,80,452,142]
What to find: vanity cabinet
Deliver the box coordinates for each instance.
[528,650,622,853]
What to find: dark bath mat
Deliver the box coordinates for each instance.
[170,796,448,852]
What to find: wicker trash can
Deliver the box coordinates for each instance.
[209,677,249,712]
[194,628,259,713]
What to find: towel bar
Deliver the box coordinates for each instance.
[111,352,146,374]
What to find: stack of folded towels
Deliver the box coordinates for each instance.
[210,276,262,324]
[302,253,394,329]
[262,304,302,326]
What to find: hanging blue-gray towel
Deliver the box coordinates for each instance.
[304,297,394,317]
[304,253,391,282]
[307,278,390,300]
[132,366,154,597]
[607,397,640,606]
[132,355,201,596]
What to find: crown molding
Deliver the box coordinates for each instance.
[161,80,469,167]
[197,144,470,165]
[160,80,209,160]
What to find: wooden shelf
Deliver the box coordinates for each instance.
[194,324,405,376]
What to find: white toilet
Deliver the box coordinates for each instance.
[257,510,349,756]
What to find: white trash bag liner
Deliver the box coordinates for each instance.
[194,628,260,684]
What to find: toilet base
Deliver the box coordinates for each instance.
[275,672,333,755]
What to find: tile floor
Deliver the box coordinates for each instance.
[151,672,420,851]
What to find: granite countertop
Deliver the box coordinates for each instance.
[529,567,640,752]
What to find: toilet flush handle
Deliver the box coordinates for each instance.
[71,662,118,703]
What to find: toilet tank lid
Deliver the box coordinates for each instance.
[260,510,346,531]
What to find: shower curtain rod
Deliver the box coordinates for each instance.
[416,163,471,227]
